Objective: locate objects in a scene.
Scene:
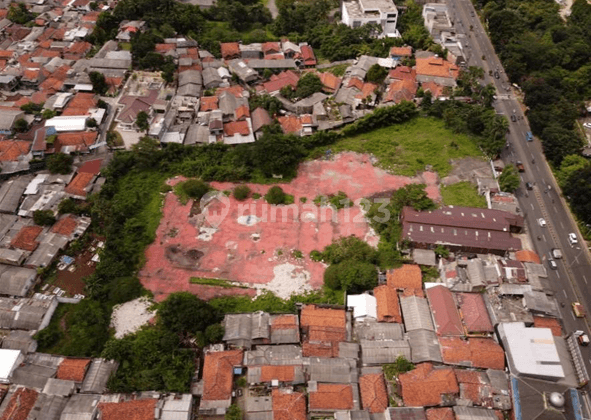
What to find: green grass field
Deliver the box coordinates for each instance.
[441,181,487,208]
[317,117,484,177]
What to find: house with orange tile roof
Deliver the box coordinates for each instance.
[62,92,97,116]
[318,72,342,93]
[386,264,423,295]
[221,42,241,60]
[54,131,98,154]
[0,140,30,161]
[455,292,493,333]
[438,337,505,370]
[300,305,347,342]
[0,387,39,420]
[359,373,388,413]
[278,115,302,135]
[269,313,300,344]
[10,225,43,252]
[272,389,306,420]
[454,369,511,410]
[426,407,455,420]
[247,365,306,385]
[65,172,96,199]
[383,78,418,104]
[308,383,356,413]
[56,358,91,382]
[426,285,463,336]
[399,363,459,407]
[374,285,402,323]
[200,349,243,415]
[416,55,459,87]
[532,316,562,337]
[390,46,413,60]
[223,120,255,145]
[388,65,417,83]
[98,398,157,420]
[299,45,316,67]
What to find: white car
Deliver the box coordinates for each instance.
[569,233,578,245]
[583,122,591,129]
[538,218,547,227]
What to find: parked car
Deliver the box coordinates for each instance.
[516,161,525,172]
[526,131,533,142]
[579,334,590,346]
[583,122,591,129]
[511,114,517,122]
[538,218,547,227]
[552,248,563,259]
[548,259,557,270]
[525,182,533,190]
[573,302,586,318]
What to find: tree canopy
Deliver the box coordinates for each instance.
[47,153,74,175]
[158,292,220,336]
[499,164,520,192]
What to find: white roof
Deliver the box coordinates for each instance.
[499,322,564,380]
[347,293,377,319]
[89,108,106,124]
[24,174,48,195]
[45,116,87,132]
[74,83,94,92]
[53,92,73,109]
[0,349,22,382]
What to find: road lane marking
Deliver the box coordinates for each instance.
[572,311,577,321]
[561,221,565,229]
[556,271,561,278]
[531,203,534,210]
[542,234,547,242]
[564,290,568,298]
[554,206,558,213]
[584,275,588,285]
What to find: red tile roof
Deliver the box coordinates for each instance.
[515,250,541,264]
[384,79,417,104]
[348,77,364,90]
[421,81,446,99]
[533,316,562,337]
[0,50,12,59]
[224,120,250,136]
[355,82,378,100]
[62,92,97,116]
[387,264,422,290]
[155,43,175,53]
[51,215,78,236]
[300,45,316,66]
[438,337,505,370]
[78,158,102,174]
[234,104,250,120]
[259,365,295,382]
[278,115,302,134]
[302,340,338,358]
[271,314,298,330]
[359,374,388,413]
[0,387,38,420]
[11,225,43,252]
[456,293,493,333]
[390,46,413,57]
[215,85,244,98]
[98,399,157,420]
[272,389,306,420]
[399,363,459,407]
[426,407,455,420]
[56,358,91,382]
[309,384,354,411]
[416,56,459,79]
[202,350,243,401]
[65,172,95,198]
[0,140,30,161]
[374,285,402,323]
[426,285,463,336]
[262,70,299,94]
[200,96,218,112]
[262,42,281,54]
[55,132,97,153]
[301,305,346,342]
[220,42,240,60]
[318,72,341,93]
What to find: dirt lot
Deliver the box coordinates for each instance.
[440,157,492,186]
[52,237,104,297]
[139,152,441,302]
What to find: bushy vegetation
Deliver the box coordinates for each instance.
[233,185,251,201]
[46,153,74,175]
[265,186,291,205]
[499,164,521,192]
[383,356,415,380]
[33,210,56,226]
[441,182,487,208]
[313,191,353,209]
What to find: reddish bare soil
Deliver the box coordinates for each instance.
[139,152,440,301]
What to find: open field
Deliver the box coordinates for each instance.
[315,117,483,177]
[441,181,487,208]
[139,152,441,301]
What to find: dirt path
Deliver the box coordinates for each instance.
[267,0,278,19]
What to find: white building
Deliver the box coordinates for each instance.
[342,0,400,38]
[347,293,377,320]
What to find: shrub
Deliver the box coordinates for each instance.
[181,179,209,200]
[33,210,56,226]
[47,153,73,174]
[265,186,287,205]
[233,185,251,201]
[324,261,378,293]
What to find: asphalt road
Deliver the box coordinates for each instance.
[449,0,591,376]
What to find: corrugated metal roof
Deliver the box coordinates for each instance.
[245,345,302,366]
[0,177,31,214]
[400,296,434,332]
[307,357,358,383]
[1,330,37,353]
[11,363,57,389]
[354,321,404,341]
[407,329,442,363]
[360,340,411,366]
[42,377,76,396]
[31,393,69,420]
[61,394,101,420]
[0,265,37,296]
[453,406,498,420]
[80,359,118,394]
[338,342,359,359]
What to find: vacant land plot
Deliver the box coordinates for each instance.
[139,152,441,301]
[441,181,487,208]
[316,117,483,177]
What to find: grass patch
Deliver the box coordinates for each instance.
[189,277,249,289]
[316,117,484,177]
[319,63,349,76]
[441,181,487,208]
[119,42,131,51]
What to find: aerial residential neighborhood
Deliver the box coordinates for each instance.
[0,0,591,418]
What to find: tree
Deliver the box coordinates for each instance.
[13,118,28,133]
[135,111,150,132]
[89,71,108,95]
[434,245,450,258]
[86,118,98,128]
[204,323,225,344]
[319,236,378,265]
[42,109,56,120]
[265,186,287,205]
[226,405,242,420]
[563,165,591,225]
[46,153,73,174]
[249,132,306,177]
[58,197,79,214]
[233,185,251,201]
[7,3,33,24]
[557,155,591,188]
[295,73,324,99]
[181,179,209,200]
[499,164,520,192]
[324,260,377,293]
[158,292,220,336]
[366,63,388,84]
[131,136,161,169]
[33,210,56,226]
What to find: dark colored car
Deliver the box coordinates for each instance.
[511,114,516,122]
[525,182,533,190]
